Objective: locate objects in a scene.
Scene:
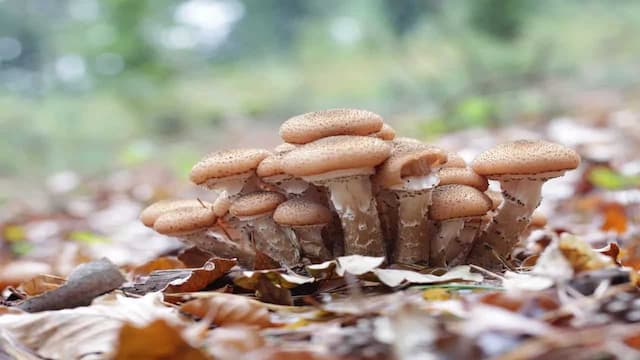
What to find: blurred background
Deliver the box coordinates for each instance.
[3,0,640,184]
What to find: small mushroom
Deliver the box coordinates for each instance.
[190,148,271,216]
[279,109,384,144]
[373,141,447,264]
[281,135,391,257]
[273,198,333,262]
[436,167,488,191]
[229,191,299,266]
[153,206,255,267]
[429,184,492,267]
[465,140,580,267]
[140,199,211,227]
[371,123,396,140]
[442,152,466,168]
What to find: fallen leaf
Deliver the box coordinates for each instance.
[131,257,186,278]
[114,319,208,360]
[234,270,315,290]
[19,274,66,297]
[372,266,482,287]
[253,250,281,270]
[178,246,215,268]
[559,233,615,273]
[256,273,293,306]
[180,293,273,328]
[203,326,265,360]
[0,293,184,359]
[422,288,451,301]
[18,258,125,312]
[0,260,53,290]
[601,202,628,234]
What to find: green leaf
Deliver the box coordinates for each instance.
[69,231,111,244]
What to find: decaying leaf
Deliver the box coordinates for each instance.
[19,274,66,297]
[372,266,482,287]
[600,202,628,234]
[234,270,315,290]
[114,319,208,360]
[0,293,184,359]
[178,246,216,268]
[256,273,293,306]
[202,326,265,360]
[558,233,615,273]
[131,256,186,278]
[18,258,125,312]
[180,292,273,328]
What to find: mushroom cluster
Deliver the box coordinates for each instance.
[141,109,581,269]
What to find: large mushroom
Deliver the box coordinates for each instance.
[281,135,391,257]
[429,184,492,267]
[373,141,447,264]
[257,154,310,196]
[190,148,271,216]
[273,198,333,262]
[140,199,212,228]
[465,140,580,267]
[279,108,384,144]
[152,206,255,267]
[229,191,299,266]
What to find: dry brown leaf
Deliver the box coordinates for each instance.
[0,260,53,290]
[0,293,184,359]
[203,326,265,360]
[234,270,315,290]
[601,202,628,234]
[180,293,273,328]
[558,234,615,273]
[19,274,66,297]
[178,246,215,268]
[165,258,236,293]
[255,273,293,306]
[131,257,186,278]
[114,319,209,360]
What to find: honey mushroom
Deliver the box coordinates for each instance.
[229,191,300,266]
[465,140,580,267]
[373,141,447,264]
[273,198,333,262]
[428,184,492,267]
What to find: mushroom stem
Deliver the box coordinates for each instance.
[466,178,543,265]
[376,190,398,256]
[184,228,255,267]
[430,219,465,267]
[324,175,386,257]
[291,226,332,262]
[249,216,300,266]
[446,220,481,266]
[393,190,432,264]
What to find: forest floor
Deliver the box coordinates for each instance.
[1,112,640,359]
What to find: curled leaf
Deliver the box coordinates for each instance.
[180,293,273,328]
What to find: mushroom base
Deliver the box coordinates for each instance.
[430,219,464,267]
[250,216,300,266]
[446,220,481,266]
[183,229,255,268]
[291,226,332,262]
[324,175,386,257]
[466,179,544,267]
[393,190,432,264]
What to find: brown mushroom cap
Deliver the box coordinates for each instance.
[190,148,271,185]
[256,154,286,178]
[372,123,396,141]
[472,140,580,177]
[374,142,447,189]
[279,109,384,144]
[485,190,503,210]
[442,152,466,168]
[429,184,492,221]
[274,143,298,154]
[437,167,489,191]
[229,191,286,218]
[281,135,391,178]
[273,199,332,227]
[153,207,217,236]
[140,199,211,227]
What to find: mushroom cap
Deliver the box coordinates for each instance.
[442,152,466,168]
[274,143,298,154]
[273,199,332,227]
[485,190,503,210]
[229,191,286,218]
[256,154,285,178]
[437,167,489,191]
[279,109,384,144]
[190,148,271,185]
[153,206,217,236]
[373,142,447,189]
[281,135,392,178]
[472,140,580,177]
[372,123,396,141]
[429,184,492,221]
[140,199,211,227]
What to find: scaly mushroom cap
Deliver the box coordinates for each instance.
[437,167,488,191]
[229,191,286,218]
[256,154,285,178]
[140,199,211,227]
[281,135,391,178]
[190,148,271,185]
[279,109,384,144]
[153,207,217,236]
[274,143,297,154]
[442,152,466,168]
[372,123,396,140]
[472,140,580,178]
[273,199,332,227]
[373,142,447,189]
[485,190,503,211]
[429,184,492,221]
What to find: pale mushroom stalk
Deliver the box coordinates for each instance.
[430,219,465,267]
[310,170,386,256]
[212,173,261,216]
[447,219,482,266]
